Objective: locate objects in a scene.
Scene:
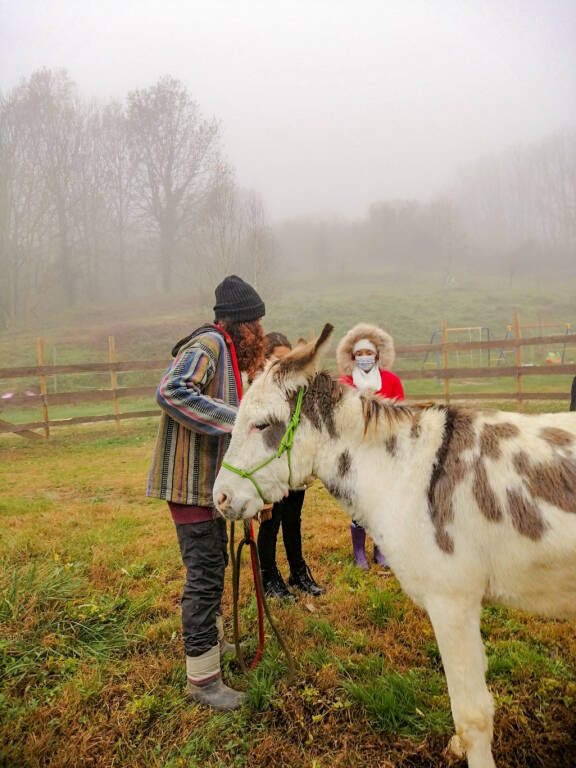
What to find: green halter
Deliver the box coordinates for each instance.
[221,387,305,503]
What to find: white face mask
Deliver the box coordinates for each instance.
[355,354,376,372]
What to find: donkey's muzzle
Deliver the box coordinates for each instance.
[213,485,262,521]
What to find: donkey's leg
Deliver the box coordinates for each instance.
[426,595,495,768]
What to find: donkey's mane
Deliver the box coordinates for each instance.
[353,388,447,440]
[280,369,441,440]
[287,371,342,438]
[359,392,413,436]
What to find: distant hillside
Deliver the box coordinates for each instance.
[1,271,575,368]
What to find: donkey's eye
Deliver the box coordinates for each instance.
[254,423,269,431]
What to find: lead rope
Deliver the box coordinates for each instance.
[230,519,296,684]
[225,388,304,683]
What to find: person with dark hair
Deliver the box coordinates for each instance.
[571,376,576,412]
[256,332,325,600]
[147,275,265,711]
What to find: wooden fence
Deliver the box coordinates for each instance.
[1,315,575,439]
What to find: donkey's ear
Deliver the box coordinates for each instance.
[276,323,334,382]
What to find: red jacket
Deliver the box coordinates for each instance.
[340,369,404,400]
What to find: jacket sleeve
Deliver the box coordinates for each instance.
[155,343,237,436]
[392,374,405,401]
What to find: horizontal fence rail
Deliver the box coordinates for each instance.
[0,385,156,408]
[0,316,574,439]
[394,333,576,356]
[395,364,576,380]
[0,360,169,380]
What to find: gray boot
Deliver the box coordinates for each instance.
[186,647,246,711]
[187,675,246,710]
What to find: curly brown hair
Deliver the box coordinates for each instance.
[218,318,266,381]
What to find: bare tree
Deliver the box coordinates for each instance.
[241,190,274,289]
[453,129,576,275]
[99,101,137,297]
[0,86,53,327]
[192,163,244,280]
[19,69,85,307]
[75,103,109,303]
[127,76,224,293]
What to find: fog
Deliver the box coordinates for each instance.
[2,0,575,219]
[1,1,575,328]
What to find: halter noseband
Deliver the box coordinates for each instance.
[221,387,305,503]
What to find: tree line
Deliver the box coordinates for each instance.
[276,129,576,285]
[0,70,273,329]
[1,69,574,329]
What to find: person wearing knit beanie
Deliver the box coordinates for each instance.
[213,275,265,323]
[148,275,266,712]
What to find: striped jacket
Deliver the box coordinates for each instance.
[147,325,241,506]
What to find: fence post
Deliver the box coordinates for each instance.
[441,318,450,405]
[37,338,50,438]
[108,335,120,429]
[513,313,523,410]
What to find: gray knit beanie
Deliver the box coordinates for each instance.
[213,275,265,322]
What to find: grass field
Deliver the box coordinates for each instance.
[1,272,575,766]
[1,420,575,768]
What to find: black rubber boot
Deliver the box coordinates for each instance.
[289,563,326,596]
[262,568,298,601]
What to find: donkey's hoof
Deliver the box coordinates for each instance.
[447,734,466,759]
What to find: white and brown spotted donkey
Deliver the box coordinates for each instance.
[213,324,576,768]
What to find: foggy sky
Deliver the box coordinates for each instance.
[1,0,575,220]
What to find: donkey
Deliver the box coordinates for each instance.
[213,324,576,768]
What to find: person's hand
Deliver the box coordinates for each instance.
[259,506,273,522]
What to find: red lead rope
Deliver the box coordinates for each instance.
[216,325,266,669]
[248,519,266,668]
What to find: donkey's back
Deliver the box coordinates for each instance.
[406,406,576,619]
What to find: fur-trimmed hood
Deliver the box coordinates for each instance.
[336,323,396,376]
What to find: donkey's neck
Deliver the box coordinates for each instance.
[309,392,385,471]
[310,391,444,501]
[310,391,445,530]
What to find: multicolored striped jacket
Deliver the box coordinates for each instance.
[147,325,241,506]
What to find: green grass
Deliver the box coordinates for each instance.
[305,618,337,643]
[364,587,405,628]
[486,639,572,684]
[343,659,452,737]
[3,395,157,425]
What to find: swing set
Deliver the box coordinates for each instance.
[422,325,494,370]
[422,322,574,372]
[496,322,573,366]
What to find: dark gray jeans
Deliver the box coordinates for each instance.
[175,518,229,657]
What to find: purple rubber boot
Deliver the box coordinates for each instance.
[373,545,389,568]
[351,524,370,571]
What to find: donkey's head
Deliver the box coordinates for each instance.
[213,323,335,520]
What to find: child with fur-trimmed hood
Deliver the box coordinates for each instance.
[336,323,404,570]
